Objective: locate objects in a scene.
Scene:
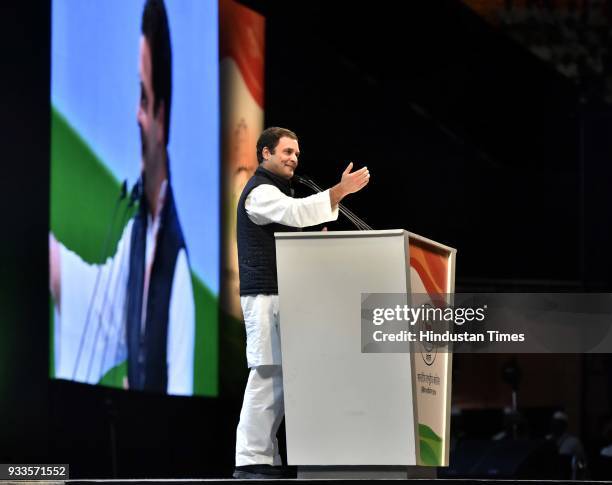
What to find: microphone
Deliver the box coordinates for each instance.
[295,174,373,231]
[128,176,143,208]
[87,176,143,380]
[72,180,130,381]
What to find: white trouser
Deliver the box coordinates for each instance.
[235,365,284,466]
[240,295,282,367]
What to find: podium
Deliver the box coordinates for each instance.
[275,229,456,479]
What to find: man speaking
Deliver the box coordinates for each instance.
[234,127,370,479]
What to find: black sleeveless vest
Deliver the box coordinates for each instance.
[126,183,187,392]
[237,166,298,296]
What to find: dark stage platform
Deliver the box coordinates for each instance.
[5,479,611,485]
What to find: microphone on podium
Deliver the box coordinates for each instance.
[294,174,373,231]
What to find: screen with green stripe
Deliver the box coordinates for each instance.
[50,0,219,396]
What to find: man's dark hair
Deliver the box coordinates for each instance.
[256,127,298,164]
[142,0,172,146]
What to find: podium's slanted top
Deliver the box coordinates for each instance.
[275,229,456,254]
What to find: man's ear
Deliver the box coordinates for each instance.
[261,146,271,161]
[155,100,166,145]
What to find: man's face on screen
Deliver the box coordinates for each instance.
[262,136,300,180]
[137,36,165,176]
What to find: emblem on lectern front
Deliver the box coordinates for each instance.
[417,302,438,366]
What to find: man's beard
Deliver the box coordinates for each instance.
[140,129,147,161]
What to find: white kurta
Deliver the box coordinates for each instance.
[54,182,195,396]
[241,184,339,367]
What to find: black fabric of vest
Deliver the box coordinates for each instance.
[237,166,298,296]
[126,183,186,392]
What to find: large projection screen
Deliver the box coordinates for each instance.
[50,0,219,397]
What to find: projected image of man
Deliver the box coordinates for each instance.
[49,0,195,395]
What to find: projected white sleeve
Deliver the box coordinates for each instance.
[245,184,339,227]
[166,249,195,396]
[55,221,132,385]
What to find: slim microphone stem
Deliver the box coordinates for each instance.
[87,179,142,383]
[297,177,369,229]
[87,200,135,383]
[109,180,143,384]
[72,181,128,381]
[295,175,373,231]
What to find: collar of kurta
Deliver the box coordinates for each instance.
[147,178,168,230]
[255,165,293,195]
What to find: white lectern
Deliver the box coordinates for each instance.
[275,229,456,479]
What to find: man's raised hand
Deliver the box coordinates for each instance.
[340,162,370,195]
[330,162,370,208]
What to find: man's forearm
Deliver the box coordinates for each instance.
[329,184,347,209]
